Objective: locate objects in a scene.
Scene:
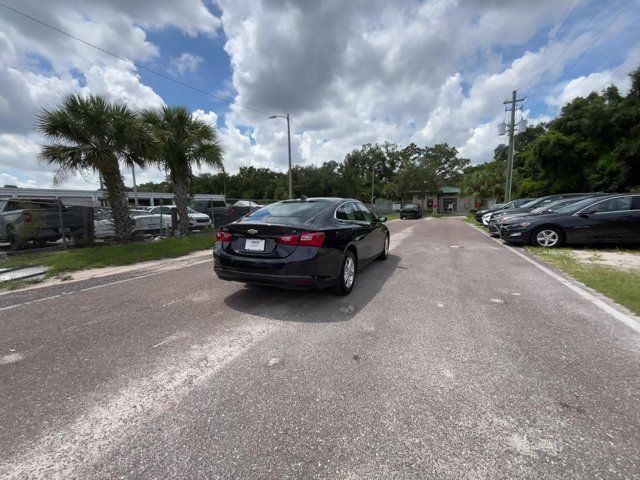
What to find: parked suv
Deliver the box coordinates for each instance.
[400,203,423,219]
[190,199,229,226]
[0,199,85,249]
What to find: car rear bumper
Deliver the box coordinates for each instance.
[213,245,340,289]
[213,265,335,289]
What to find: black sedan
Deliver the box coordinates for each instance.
[213,198,390,295]
[475,198,533,223]
[400,203,422,219]
[500,194,640,247]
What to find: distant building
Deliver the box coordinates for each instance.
[409,186,478,214]
[0,186,224,207]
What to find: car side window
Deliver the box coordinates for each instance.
[592,196,631,213]
[357,203,378,222]
[336,202,359,221]
[631,196,640,210]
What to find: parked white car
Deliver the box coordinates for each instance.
[94,210,170,238]
[147,206,212,230]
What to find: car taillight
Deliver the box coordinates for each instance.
[22,210,32,223]
[216,231,232,243]
[276,234,300,245]
[299,232,324,247]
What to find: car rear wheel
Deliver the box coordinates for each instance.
[333,250,356,295]
[378,234,389,260]
[532,227,563,248]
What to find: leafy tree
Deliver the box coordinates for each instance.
[37,94,151,241]
[142,106,223,235]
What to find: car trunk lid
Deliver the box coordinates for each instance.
[222,222,324,258]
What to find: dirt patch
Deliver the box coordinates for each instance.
[572,250,640,271]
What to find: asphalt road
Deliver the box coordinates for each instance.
[1,218,639,479]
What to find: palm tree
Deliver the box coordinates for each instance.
[142,106,224,235]
[37,94,151,241]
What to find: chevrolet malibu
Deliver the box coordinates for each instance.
[500,194,640,247]
[213,198,390,295]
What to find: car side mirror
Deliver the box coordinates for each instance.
[579,209,596,218]
[378,216,388,223]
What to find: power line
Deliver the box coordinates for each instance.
[516,0,583,91]
[544,0,633,101]
[0,1,272,117]
[539,0,609,87]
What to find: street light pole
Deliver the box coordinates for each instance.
[286,114,292,199]
[270,113,293,199]
[131,164,139,207]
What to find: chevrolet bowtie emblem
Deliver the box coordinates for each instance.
[247,229,258,235]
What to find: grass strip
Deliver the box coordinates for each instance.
[525,247,640,316]
[0,232,216,279]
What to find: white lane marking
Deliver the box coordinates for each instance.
[0,260,211,313]
[0,353,24,365]
[436,302,444,308]
[1,320,275,479]
[390,225,415,251]
[151,332,187,349]
[490,298,505,304]
[464,223,640,334]
[511,292,522,296]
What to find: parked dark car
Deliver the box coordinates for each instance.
[190,199,230,226]
[213,198,390,295]
[500,194,640,247]
[485,193,598,226]
[400,203,422,219]
[475,198,533,223]
[487,196,592,236]
[0,199,85,249]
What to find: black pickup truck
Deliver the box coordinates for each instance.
[0,199,85,249]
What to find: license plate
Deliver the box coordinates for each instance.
[245,239,265,251]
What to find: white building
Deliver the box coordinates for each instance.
[0,186,225,207]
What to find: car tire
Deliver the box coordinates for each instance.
[531,226,564,248]
[333,250,356,296]
[377,234,390,260]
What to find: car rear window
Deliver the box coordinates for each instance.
[404,204,419,208]
[247,200,331,221]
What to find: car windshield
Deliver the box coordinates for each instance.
[246,200,332,222]
[519,198,545,209]
[404,204,419,208]
[555,197,599,214]
[187,207,198,214]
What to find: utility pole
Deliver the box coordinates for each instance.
[286,113,292,199]
[502,90,525,203]
[371,164,375,206]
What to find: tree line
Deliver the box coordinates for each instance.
[139,142,471,202]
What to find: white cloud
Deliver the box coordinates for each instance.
[1,0,639,189]
[169,53,204,76]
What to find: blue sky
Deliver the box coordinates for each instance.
[0,0,639,189]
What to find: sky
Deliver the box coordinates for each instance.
[0,0,639,191]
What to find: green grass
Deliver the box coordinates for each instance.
[525,247,640,315]
[384,213,400,221]
[0,232,216,280]
[462,213,478,225]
